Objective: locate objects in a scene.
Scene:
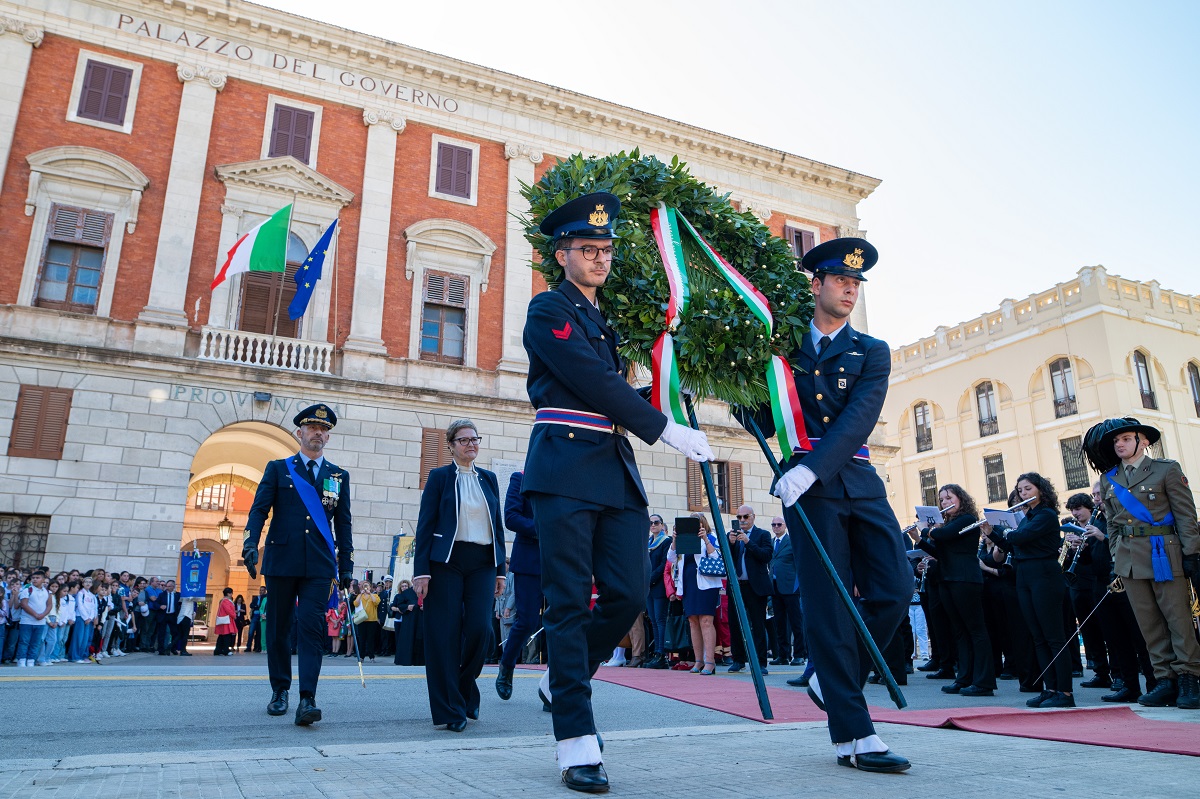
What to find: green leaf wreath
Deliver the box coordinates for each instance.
[521,150,814,407]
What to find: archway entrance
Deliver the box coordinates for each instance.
[181,421,297,638]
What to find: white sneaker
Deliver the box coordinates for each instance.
[16,659,28,667]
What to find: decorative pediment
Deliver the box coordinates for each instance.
[26,146,150,232]
[214,156,354,207]
[403,218,497,290]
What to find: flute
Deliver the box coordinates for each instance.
[956,497,1036,536]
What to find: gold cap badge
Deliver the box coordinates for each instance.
[588,204,609,227]
[843,248,864,270]
[315,408,328,418]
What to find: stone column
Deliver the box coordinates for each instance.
[0,18,43,192]
[135,64,226,356]
[496,141,543,399]
[342,108,405,382]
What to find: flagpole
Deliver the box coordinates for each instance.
[271,195,297,340]
[332,217,340,346]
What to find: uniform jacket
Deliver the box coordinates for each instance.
[744,324,889,499]
[504,471,540,576]
[769,533,800,594]
[244,454,353,579]
[732,525,774,597]
[413,463,507,579]
[521,281,667,507]
[928,513,983,583]
[1102,457,1199,579]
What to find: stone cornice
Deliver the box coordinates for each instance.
[214,156,355,206]
[88,0,877,200]
[1,15,44,46]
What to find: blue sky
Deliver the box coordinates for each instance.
[256,0,1199,347]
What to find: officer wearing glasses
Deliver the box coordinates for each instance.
[521,192,714,792]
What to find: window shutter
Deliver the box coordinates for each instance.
[425,272,445,302]
[435,144,455,195]
[800,230,815,256]
[8,386,73,460]
[238,273,275,334]
[269,105,293,158]
[435,143,473,199]
[419,428,454,488]
[452,146,472,198]
[425,271,469,308]
[102,65,132,125]
[687,460,705,512]
[79,61,109,120]
[291,109,314,163]
[784,227,816,258]
[728,462,744,509]
[48,205,112,246]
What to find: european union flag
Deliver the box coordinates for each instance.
[288,218,337,320]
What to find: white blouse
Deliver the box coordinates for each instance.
[454,465,494,545]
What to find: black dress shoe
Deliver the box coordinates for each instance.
[787,675,810,687]
[445,720,468,732]
[806,685,825,711]
[1080,675,1112,689]
[294,696,322,726]
[727,662,745,673]
[1071,670,1084,678]
[926,669,956,680]
[562,764,609,793]
[267,690,288,716]
[539,687,553,713]
[496,664,514,701]
[997,672,1017,681]
[1101,686,1138,702]
[760,667,768,676]
[959,685,994,697]
[916,660,938,672]
[769,659,786,666]
[837,750,911,773]
[941,683,964,694]
[790,658,806,667]
[905,662,914,674]
[466,706,479,720]
[867,674,881,684]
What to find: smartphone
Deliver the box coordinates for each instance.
[674,517,702,555]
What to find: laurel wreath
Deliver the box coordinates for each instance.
[521,150,814,407]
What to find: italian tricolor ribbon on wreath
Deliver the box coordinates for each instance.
[647,203,812,458]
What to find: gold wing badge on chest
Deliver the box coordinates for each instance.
[322,473,342,508]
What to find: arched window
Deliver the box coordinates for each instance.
[237,232,308,338]
[914,402,933,452]
[1049,358,1077,418]
[976,381,998,437]
[1188,362,1200,418]
[1134,351,1156,410]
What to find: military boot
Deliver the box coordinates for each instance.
[1138,677,1178,707]
[1176,673,1200,710]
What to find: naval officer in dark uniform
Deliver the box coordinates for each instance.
[243,403,353,726]
[522,192,714,792]
[742,238,912,772]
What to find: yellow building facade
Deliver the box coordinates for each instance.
[882,265,1200,519]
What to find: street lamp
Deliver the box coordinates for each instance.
[216,466,235,543]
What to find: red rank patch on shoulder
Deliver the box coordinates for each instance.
[551,321,572,340]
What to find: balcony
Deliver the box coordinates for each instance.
[1140,390,1158,410]
[1053,396,1078,418]
[978,417,999,437]
[198,326,334,375]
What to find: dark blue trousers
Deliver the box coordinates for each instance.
[264,574,333,697]
[530,479,649,741]
[647,592,669,655]
[784,494,911,743]
[500,571,544,668]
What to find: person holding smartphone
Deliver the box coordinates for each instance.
[667,514,723,674]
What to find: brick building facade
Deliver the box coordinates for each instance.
[0,0,881,611]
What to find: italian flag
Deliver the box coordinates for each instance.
[211,204,292,289]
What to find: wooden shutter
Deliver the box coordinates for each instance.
[728,462,744,509]
[49,204,112,246]
[425,271,468,307]
[687,460,705,512]
[78,61,133,125]
[238,263,299,337]
[784,226,816,258]
[435,143,473,198]
[419,427,454,488]
[269,105,316,162]
[8,386,73,460]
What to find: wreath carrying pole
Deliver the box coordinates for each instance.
[683,394,773,721]
[741,415,907,710]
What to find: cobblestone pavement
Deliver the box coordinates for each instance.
[1,652,1195,797]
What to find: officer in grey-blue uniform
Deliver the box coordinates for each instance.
[243,403,352,726]
[745,238,912,773]
[521,192,713,793]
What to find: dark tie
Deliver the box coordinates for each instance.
[167,594,173,614]
[306,459,317,485]
[773,537,781,554]
[818,335,832,357]
[1126,465,1135,483]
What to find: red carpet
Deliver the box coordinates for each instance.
[585,667,1200,756]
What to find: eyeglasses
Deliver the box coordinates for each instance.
[452,437,483,446]
[736,514,753,520]
[562,245,615,261]
[770,523,784,527]
[650,519,664,525]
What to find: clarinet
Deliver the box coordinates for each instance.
[1062,508,1098,586]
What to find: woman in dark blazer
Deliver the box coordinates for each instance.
[926,484,995,697]
[413,419,507,732]
[985,472,1073,708]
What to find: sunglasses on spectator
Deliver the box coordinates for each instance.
[771,523,784,527]
[736,514,753,520]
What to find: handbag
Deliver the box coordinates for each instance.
[662,609,691,653]
[697,554,727,578]
[382,615,395,631]
[215,615,231,626]
[351,604,368,625]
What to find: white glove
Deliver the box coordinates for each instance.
[659,421,715,463]
[772,465,817,507]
